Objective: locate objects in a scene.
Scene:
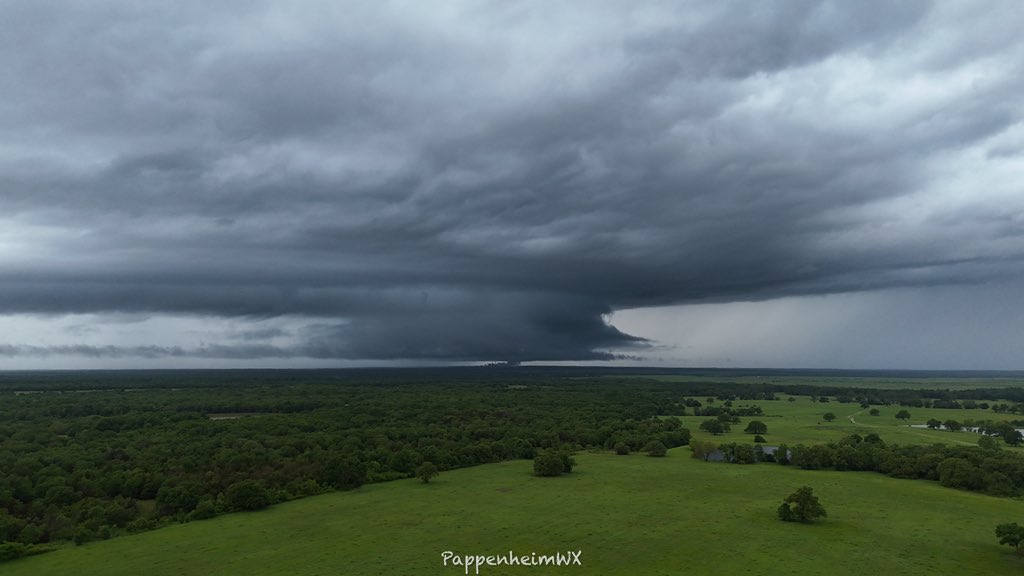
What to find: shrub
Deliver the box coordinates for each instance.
[415,461,440,483]
[533,450,574,477]
[187,500,217,521]
[0,542,40,561]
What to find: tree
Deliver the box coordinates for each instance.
[690,440,717,461]
[533,450,574,477]
[717,413,740,424]
[996,523,1024,555]
[187,500,217,521]
[1004,429,1024,446]
[839,433,862,446]
[723,443,756,464]
[322,456,366,490]
[869,408,880,416]
[943,419,962,432]
[614,442,630,455]
[15,523,43,545]
[978,435,1000,451]
[156,482,201,516]
[560,452,577,473]
[744,421,768,435]
[415,461,439,484]
[753,435,766,443]
[644,440,668,457]
[775,443,790,465]
[777,486,827,523]
[822,413,836,422]
[987,422,1024,446]
[533,451,564,477]
[895,410,911,421]
[699,419,729,435]
[926,418,942,429]
[224,480,270,512]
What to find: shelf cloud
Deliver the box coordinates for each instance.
[2,1,1023,365]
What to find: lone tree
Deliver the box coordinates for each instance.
[744,421,768,435]
[822,412,836,422]
[533,450,575,477]
[778,486,827,523]
[869,408,880,416]
[895,409,911,421]
[926,418,942,429]
[415,461,439,484]
[996,523,1024,555]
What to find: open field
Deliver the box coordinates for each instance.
[682,395,1024,447]
[7,450,1024,576]
[641,373,1024,391]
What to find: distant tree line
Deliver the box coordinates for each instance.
[709,432,1024,497]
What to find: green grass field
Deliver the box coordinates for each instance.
[682,395,1024,447]
[8,449,1024,576]
[644,373,1024,391]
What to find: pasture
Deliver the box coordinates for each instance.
[682,395,1024,447]
[6,449,1023,576]
[645,373,1024,391]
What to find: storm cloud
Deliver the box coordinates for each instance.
[2,1,1023,365]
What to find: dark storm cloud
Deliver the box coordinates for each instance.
[2,1,1023,362]
[0,344,188,359]
[0,343,288,360]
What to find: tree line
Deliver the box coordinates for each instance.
[706,432,1024,497]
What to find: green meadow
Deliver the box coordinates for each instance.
[645,373,1024,391]
[682,395,1024,447]
[7,449,1024,576]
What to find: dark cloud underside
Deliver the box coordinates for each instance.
[2,1,1023,362]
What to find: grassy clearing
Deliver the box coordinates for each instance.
[682,395,1024,448]
[645,374,1024,391]
[8,450,1024,576]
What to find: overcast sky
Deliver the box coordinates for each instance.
[2,1,1023,370]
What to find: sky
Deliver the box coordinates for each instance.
[2,1,1023,370]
